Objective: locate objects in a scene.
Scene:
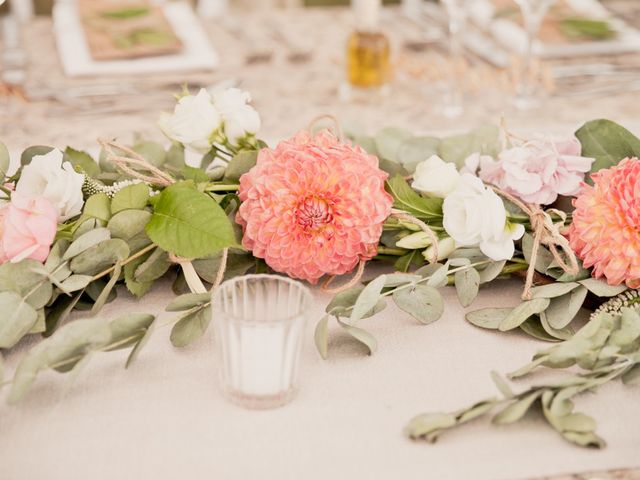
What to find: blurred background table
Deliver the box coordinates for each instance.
[1,2,640,480]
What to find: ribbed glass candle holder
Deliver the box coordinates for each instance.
[212,274,312,409]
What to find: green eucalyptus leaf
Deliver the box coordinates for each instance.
[110,183,149,214]
[350,275,387,323]
[146,184,237,258]
[224,150,258,181]
[455,267,480,307]
[170,306,211,348]
[166,292,211,312]
[134,248,171,283]
[82,193,111,223]
[499,298,550,331]
[44,292,83,337]
[622,364,640,385]
[529,282,580,299]
[393,284,444,324]
[405,413,457,440]
[314,315,330,360]
[493,391,542,424]
[384,273,421,287]
[0,260,52,309]
[0,292,39,348]
[105,313,155,351]
[326,285,385,319]
[374,127,412,161]
[457,400,497,423]
[562,430,606,448]
[575,119,640,178]
[126,320,155,368]
[20,145,54,166]
[337,318,377,355]
[557,413,597,433]
[466,308,512,329]
[108,209,152,242]
[59,275,93,293]
[133,140,166,167]
[8,317,111,403]
[182,165,209,183]
[192,251,254,284]
[519,318,562,342]
[545,286,588,330]
[63,228,111,260]
[64,147,100,176]
[539,312,574,341]
[478,261,506,283]
[578,278,628,297]
[421,263,449,288]
[397,136,440,173]
[70,239,130,275]
[91,263,122,315]
[123,251,153,298]
[437,125,500,168]
[394,250,424,273]
[490,371,514,398]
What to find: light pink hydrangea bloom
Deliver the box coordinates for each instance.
[0,193,59,263]
[236,130,393,283]
[569,157,640,288]
[465,137,594,205]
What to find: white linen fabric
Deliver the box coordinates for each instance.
[1,278,638,480]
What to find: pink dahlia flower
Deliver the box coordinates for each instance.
[569,157,640,287]
[236,130,393,283]
[466,137,594,205]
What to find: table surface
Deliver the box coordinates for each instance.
[1,6,640,480]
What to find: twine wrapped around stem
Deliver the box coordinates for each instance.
[169,249,229,294]
[493,188,579,300]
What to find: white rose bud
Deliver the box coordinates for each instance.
[16,149,85,221]
[158,88,221,153]
[423,237,457,262]
[443,174,524,261]
[411,155,460,198]
[212,88,261,143]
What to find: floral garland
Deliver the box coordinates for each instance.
[0,87,639,448]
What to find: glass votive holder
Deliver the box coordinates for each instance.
[212,274,312,409]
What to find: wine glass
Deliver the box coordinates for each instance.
[513,0,555,109]
[440,0,471,118]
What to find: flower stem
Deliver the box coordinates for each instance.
[205,184,240,192]
[377,246,408,256]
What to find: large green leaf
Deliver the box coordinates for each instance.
[145,184,237,258]
[20,145,54,166]
[575,119,640,177]
[385,174,443,219]
[110,183,149,214]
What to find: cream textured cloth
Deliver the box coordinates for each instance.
[1,279,639,480]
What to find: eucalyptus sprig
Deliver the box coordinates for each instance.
[406,307,640,448]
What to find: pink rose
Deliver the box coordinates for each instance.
[465,137,594,205]
[0,193,59,264]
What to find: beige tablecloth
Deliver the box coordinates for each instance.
[1,278,639,480]
[1,6,640,480]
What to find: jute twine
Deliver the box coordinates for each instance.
[493,188,579,300]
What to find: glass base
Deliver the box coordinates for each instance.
[222,385,297,410]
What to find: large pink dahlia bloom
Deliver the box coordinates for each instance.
[569,157,640,287]
[236,130,393,283]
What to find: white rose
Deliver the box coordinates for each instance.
[16,149,84,221]
[443,174,524,261]
[158,88,221,153]
[411,155,460,198]
[212,88,261,143]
